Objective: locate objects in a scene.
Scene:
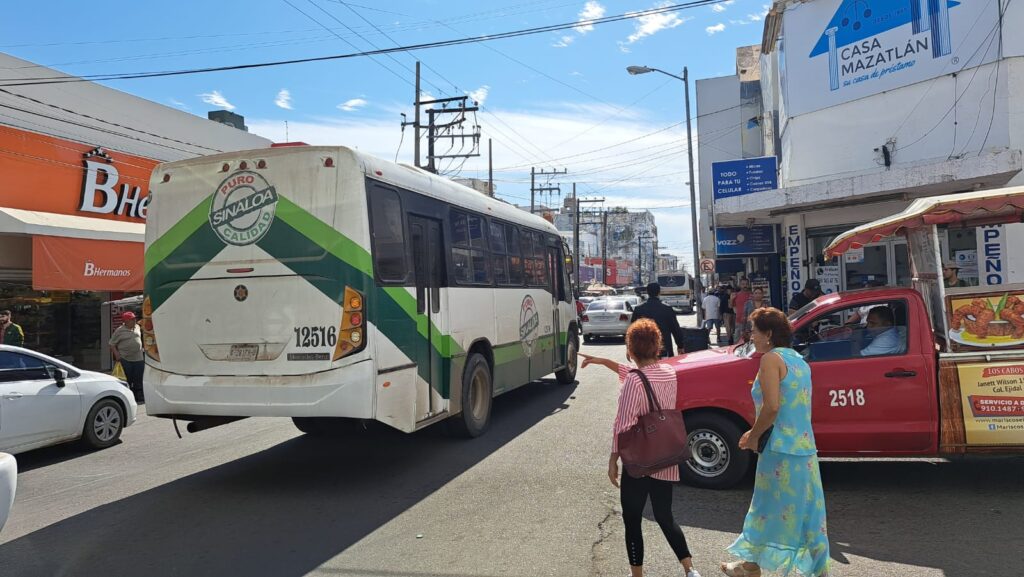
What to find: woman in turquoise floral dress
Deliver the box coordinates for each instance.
[721,307,829,577]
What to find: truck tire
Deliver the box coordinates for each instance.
[555,332,579,384]
[680,412,752,489]
[447,353,493,438]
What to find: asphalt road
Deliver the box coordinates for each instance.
[1,314,1021,577]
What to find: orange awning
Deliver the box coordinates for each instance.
[32,236,142,291]
[825,187,1024,259]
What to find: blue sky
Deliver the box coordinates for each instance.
[2,0,768,269]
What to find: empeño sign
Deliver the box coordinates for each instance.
[784,0,999,116]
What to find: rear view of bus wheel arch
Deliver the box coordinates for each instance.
[448,353,493,438]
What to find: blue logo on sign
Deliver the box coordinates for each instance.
[810,0,960,91]
[989,424,998,431]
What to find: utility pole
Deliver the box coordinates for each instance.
[402,62,481,174]
[530,167,567,213]
[602,211,609,285]
[573,183,579,284]
[488,138,493,197]
[577,197,605,287]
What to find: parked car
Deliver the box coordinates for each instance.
[581,300,633,342]
[0,345,137,455]
[0,452,14,532]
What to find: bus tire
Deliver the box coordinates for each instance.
[680,412,751,490]
[555,332,579,385]
[448,353,493,438]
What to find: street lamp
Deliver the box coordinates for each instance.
[626,64,703,324]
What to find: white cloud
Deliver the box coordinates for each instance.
[468,85,490,106]
[553,35,576,48]
[625,2,692,45]
[748,13,763,21]
[729,19,751,26]
[712,0,735,12]
[199,90,235,111]
[574,1,606,34]
[338,98,368,112]
[706,23,727,35]
[169,98,189,110]
[569,71,585,77]
[274,89,293,110]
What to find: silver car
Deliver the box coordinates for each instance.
[581,300,633,342]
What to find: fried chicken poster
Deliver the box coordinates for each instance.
[947,293,1024,351]
[958,362,1024,445]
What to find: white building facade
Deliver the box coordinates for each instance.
[700,0,1024,305]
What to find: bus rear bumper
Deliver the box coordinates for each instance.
[143,361,375,419]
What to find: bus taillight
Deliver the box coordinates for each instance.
[142,296,161,362]
[333,287,366,361]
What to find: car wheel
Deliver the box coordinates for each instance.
[447,353,493,438]
[680,412,752,489]
[81,398,125,450]
[555,332,579,384]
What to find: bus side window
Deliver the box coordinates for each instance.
[507,225,524,286]
[368,187,408,284]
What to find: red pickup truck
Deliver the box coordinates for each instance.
[674,286,1020,489]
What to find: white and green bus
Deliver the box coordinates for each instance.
[142,146,579,437]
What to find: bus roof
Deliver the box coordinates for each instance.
[156,145,560,237]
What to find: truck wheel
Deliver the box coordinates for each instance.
[447,353,493,438]
[681,412,751,489]
[555,332,579,384]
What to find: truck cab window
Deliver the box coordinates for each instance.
[794,301,908,362]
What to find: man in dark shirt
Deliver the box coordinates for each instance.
[788,279,823,314]
[630,283,686,357]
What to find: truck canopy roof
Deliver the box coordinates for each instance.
[825,186,1024,258]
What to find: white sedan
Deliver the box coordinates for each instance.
[581,299,634,342]
[0,345,137,455]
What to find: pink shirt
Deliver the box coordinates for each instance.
[612,362,680,482]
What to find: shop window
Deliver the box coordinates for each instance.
[793,301,909,362]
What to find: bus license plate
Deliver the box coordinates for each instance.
[228,344,259,361]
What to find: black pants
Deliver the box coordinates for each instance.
[121,360,145,399]
[621,473,692,567]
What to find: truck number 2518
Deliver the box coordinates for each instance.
[829,389,866,407]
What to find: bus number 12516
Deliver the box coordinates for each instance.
[294,326,338,348]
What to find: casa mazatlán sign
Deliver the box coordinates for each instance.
[784,0,1000,117]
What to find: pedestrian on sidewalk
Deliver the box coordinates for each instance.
[701,290,722,343]
[0,310,24,348]
[721,308,830,577]
[579,319,701,577]
[740,288,766,342]
[109,311,145,402]
[720,286,735,345]
[630,283,686,357]
[787,279,823,315]
[731,278,751,344]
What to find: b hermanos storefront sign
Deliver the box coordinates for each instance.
[0,125,156,291]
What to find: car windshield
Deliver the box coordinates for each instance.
[588,301,626,311]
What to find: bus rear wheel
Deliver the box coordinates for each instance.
[555,332,578,384]
[448,353,493,438]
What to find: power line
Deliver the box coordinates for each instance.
[0,1,719,87]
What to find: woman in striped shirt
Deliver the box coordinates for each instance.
[580,318,701,577]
